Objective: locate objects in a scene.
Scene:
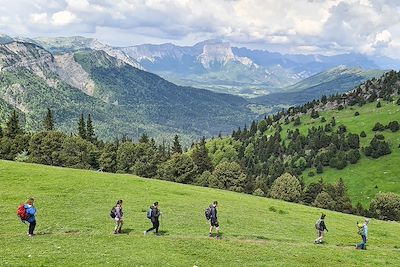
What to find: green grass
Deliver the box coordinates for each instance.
[1,160,400,266]
[268,100,400,206]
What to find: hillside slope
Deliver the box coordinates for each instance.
[253,67,385,106]
[276,100,400,205]
[0,160,399,266]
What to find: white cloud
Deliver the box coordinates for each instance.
[51,10,77,26]
[0,0,399,58]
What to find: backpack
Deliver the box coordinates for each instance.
[315,219,321,230]
[357,223,364,235]
[205,206,212,220]
[147,208,153,219]
[110,207,116,218]
[17,204,28,221]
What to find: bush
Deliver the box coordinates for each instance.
[370,192,400,221]
[313,191,336,210]
[293,117,301,126]
[253,188,265,197]
[270,173,302,202]
[397,98,400,105]
[360,131,367,138]
[376,101,382,108]
[372,122,385,131]
[338,105,344,110]
[354,111,360,116]
[388,121,399,132]
[308,171,315,177]
[320,117,326,123]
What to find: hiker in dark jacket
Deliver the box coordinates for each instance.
[25,197,37,237]
[113,200,123,234]
[314,214,328,244]
[144,202,161,236]
[209,201,220,239]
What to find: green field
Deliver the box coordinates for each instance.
[267,100,400,206]
[0,160,399,266]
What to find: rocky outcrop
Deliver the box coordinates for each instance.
[54,54,96,96]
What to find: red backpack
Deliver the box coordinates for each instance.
[17,204,29,221]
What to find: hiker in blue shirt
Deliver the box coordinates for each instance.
[24,197,37,237]
[356,218,370,250]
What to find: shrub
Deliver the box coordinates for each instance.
[253,188,265,197]
[270,173,302,202]
[320,117,326,123]
[372,122,385,131]
[370,192,400,221]
[376,101,382,108]
[308,171,315,177]
[360,131,367,138]
[338,105,344,110]
[313,191,336,210]
[388,121,399,132]
[354,111,360,116]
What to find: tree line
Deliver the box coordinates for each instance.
[1,71,400,221]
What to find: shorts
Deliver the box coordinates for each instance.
[211,220,219,227]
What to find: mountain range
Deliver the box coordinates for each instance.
[0,34,397,142]
[5,34,398,98]
[0,41,256,143]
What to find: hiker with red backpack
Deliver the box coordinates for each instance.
[314,213,328,244]
[17,197,37,237]
[144,201,161,236]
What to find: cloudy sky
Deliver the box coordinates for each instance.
[0,0,399,58]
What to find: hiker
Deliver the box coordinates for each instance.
[208,201,220,239]
[144,202,161,236]
[356,218,370,250]
[23,197,37,237]
[113,200,123,234]
[314,213,328,244]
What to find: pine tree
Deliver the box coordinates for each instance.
[191,137,213,174]
[5,110,23,139]
[139,133,149,143]
[171,135,182,154]
[86,114,96,143]
[43,108,55,131]
[78,113,86,140]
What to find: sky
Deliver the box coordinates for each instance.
[0,0,399,58]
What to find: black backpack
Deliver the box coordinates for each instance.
[110,207,116,218]
[205,206,212,220]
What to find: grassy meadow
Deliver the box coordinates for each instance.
[267,100,400,206]
[0,160,399,266]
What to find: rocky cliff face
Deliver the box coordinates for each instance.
[54,54,96,96]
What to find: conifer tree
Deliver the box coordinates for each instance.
[43,108,55,131]
[192,137,213,174]
[78,113,86,140]
[171,135,182,154]
[86,114,96,143]
[139,133,149,143]
[5,110,23,139]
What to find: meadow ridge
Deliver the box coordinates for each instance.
[265,99,400,206]
[0,160,399,266]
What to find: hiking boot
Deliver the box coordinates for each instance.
[114,231,118,234]
[216,235,221,240]
[155,233,161,236]
[28,234,33,237]
[144,231,147,236]
[208,233,212,238]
